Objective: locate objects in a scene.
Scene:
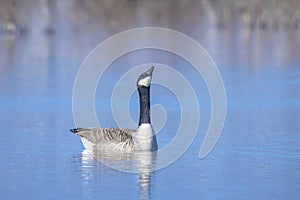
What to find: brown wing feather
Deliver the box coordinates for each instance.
[71,128,135,145]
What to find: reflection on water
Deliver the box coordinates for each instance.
[135,152,154,200]
[80,149,156,200]
[81,150,97,182]
[80,150,98,196]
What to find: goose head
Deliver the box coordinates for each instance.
[137,66,154,88]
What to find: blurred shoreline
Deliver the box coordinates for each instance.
[0,0,299,36]
[0,0,299,71]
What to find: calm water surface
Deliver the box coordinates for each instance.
[0,2,300,200]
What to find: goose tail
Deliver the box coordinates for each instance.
[70,128,85,134]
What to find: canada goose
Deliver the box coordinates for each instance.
[70,66,157,152]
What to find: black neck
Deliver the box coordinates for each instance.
[138,86,150,126]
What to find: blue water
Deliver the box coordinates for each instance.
[1,2,300,200]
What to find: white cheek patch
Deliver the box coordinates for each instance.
[138,76,151,87]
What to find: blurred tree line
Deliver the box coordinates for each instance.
[0,0,299,35]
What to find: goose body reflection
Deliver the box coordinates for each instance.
[70,67,157,152]
[80,149,156,200]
